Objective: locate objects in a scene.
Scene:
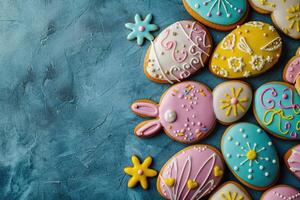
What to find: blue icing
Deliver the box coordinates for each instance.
[185,0,247,25]
[254,82,300,140]
[222,123,279,188]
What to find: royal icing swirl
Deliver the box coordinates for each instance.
[145,20,212,84]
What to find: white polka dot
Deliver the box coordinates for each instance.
[235,142,240,146]
[194,3,200,8]
[239,128,244,133]
[268,142,272,146]
[257,129,262,133]
[259,165,264,170]
[227,154,231,158]
[265,157,269,161]
[234,166,239,171]
[228,136,233,141]
[248,169,253,173]
[248,175,253,179]
[264,172,269,177]
[272,159,276,164]
[243,134,247,138]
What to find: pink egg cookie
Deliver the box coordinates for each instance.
[157,145,225,200]
[283,47,300,95]
[285,144,300,180]
[131,81,216,144]
[260,185,300,200]
[144,20,213,84]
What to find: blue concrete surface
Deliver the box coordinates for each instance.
[0,0,298,199]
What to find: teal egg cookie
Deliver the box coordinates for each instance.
[254,82,300,140]
[182,0,248,30]
[221,123,279,190]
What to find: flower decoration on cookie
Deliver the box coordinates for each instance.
[248,0,300,39]
[131,81,216,144]
[124,155,157,189]
[182,0,248,30]
[157,145,224,200]
[210,21,282,79]
[221,123,279,190]
[125,14,158,46]
[283,47,300,95]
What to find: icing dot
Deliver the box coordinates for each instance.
[268,142,272,146]
[248,169,253,173]
[272,159,276,164]
[138,26,145,32]
[207,12,211,17]
[248,175,253,179]
[228,136,233,141]
[259,166,264,170]
[227,13,231,17]
[243,134,247,138]
[164,110,177,123]
[238,8,242,13]
[217,11,221,16]
[235,142,240,146]
[239,128,244,133]
[257,129,262,133]
[282,94,288,99]
[227,153,231,158]
[264,172,269,177]
[138,169,143,175]
[234,166,239,171]
[194,3,200,9]
[231,97,238,105]
[265,157,269,161]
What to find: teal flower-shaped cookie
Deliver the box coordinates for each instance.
[125,14,158,46]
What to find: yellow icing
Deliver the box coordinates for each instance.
[187,179,198,190]
[221,191,245,200]
[124,155,157,189]
[164,178,175,187]
[210,22,282,79]
[246,150,257,160]
[214,166,224,177]
[296,76,300,95]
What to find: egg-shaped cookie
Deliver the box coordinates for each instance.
[254,82,300,140]
[284,144,300,180]
[144,20,213,84]
[221,123,279,190]
[260,185,300,200]
[157,145,224,200]
[182,0,249,31]
[209,181,252,200]
[210,21,282,79]
[249,0,300,39]
[213,81,252,125]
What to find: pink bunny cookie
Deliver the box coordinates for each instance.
[131,81,216,144]
[283,47,300,95]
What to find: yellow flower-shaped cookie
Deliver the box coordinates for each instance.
[124,155,157,189]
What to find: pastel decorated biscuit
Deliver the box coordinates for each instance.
[157,145,224,200]
[248,0,300,39]
[254,82,300,140]
[144,20,213,84]
[209,21,282,79]
[209,181,252,200]
[221,123,279,190]
[283,47,300,95]
[260,185,300,200]
[182,0,249,31]
[213,81,253,125]
[284,144,300,180]
[131,81,216,144]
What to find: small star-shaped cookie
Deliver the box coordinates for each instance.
[125,14,158,46]
[124,155,157,189]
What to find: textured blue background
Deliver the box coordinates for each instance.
[0,0,298,199]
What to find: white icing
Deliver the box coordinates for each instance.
[237,37,253,54]
[228,57,245,72]
[164,110,177,123]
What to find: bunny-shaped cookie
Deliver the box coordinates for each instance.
[131,81,216,144]
[248,0,300,39]
[283,47,300,95]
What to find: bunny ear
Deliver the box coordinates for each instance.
[131,100,159,118]
[134,120,162,137]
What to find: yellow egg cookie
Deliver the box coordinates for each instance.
[209,21,282,79]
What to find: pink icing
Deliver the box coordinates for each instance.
[131,101,159,117]
[285,57,300,83]
[158,145,224,200]
[287,145,300,179]
[159,81,215,143]
[262,185,300,200]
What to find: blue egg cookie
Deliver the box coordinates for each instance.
[221,123,279,190]
[182,0,249,30]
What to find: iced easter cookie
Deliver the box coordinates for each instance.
[284,144,300,180]
[124,155,158,189]
[182,0,249,31]
[213,81,252,125]
[157,145,224,200]
[248,0,300,39]
[209,181,252,200]
[260,185,300,200]
[283,47,300,95]
[131,81,216,144]
[254,82,300,140]
[209,21,282,79]
[221,123,279,190]
[144,20,213,84]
